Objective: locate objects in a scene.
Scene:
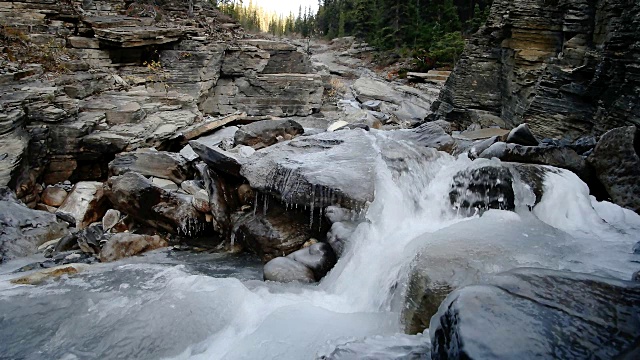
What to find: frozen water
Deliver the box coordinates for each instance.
[1,131,639,360]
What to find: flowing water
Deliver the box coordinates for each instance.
[1,131,639,360]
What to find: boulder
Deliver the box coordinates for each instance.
[102,209,121,231]
[588,126,640,213]
[109,149,191,184]
[55,182,108,229]
[41,186,68,207]
[196,163,235,235]
[234,119,304,149]
[430,268,640,360]
[105,172,209,236]
[240,130,440,211]
[99,233,168,262]
[506,123,538,146]
[189,130,250,178]
[231,202,315,262]
[408,122,457,153]
[263,257,315,283]
[286,242,336,280]
[192,189,211,213]
[0,187,68,263]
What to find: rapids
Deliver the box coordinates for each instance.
[1,131,639,360]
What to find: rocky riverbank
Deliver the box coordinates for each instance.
[1,1,639,359]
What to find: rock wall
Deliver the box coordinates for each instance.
[0,0,322,204]
[429,0,640,140]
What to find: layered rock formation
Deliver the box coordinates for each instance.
[430,0,640,140]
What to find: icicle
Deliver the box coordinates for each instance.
[253,192,258,216]
[263,194,269,216]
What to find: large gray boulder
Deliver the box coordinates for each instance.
[108,149,192,184]
[240,129,440,211]
[588,126,640,213]
[105,172,208,236]
[430,268,640,360]
[0,187,68,263]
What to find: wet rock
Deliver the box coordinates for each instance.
[480,143,586,178]
[263,257,315,283]
[287,242,336,280]
[430,268,640,360]
[506,123,538,146]
[55,182,108,230]
[99,233,168,262]
[232,203,314,262]
[570,136,597,155]
[109,149,191,184]
[10,264,89,285]
[1,187,68,262]
[53,233,80,254]
[190,135,248,178]
[466,136,501,159]
[241,130,440,210]
[41,186,68,207]
[237,184,254,205]
[234,119,304,149]
[196,163,235,235]
[450,166,511,211]
[105,172,209,236]
[588,126,640,213]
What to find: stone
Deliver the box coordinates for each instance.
[286,242,336,280]
[234,119,304,149]
[41,186,68,207]
[430,268,640,360]
[109,149,191,184]
[237,184,254,205]
[231,202,315,262]
[93,26,184,48]
[189,128,246,178]
[105,172,209,236]
[588,126,640,213]
[10,264,89,286]
[240,130,440,211]
[151,178,179,191]
[409,122,457,153]
[55,182,108,230]
[181,180,205,195]
[102,209,121,231]
[263,257,315,283]
[192,189,211,213]
[99,233,168,262]
[506,123,539,146]
[0,187,68,263]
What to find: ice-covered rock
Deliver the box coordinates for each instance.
[430,268,640,360]
[263,257,315,283]
[287,242,336,280]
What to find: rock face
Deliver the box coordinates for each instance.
[105,172,208,236]
[430,268,640,360]
[108,149,191,184]
[430,0,640,140]
[588,126,640,213]
[0,187,68,262]
[100,233,168,262]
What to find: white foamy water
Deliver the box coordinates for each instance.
[1,131,639,360]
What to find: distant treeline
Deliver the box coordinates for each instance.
[216,0,494,68]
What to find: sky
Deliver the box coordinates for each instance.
[253,0,319,17]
